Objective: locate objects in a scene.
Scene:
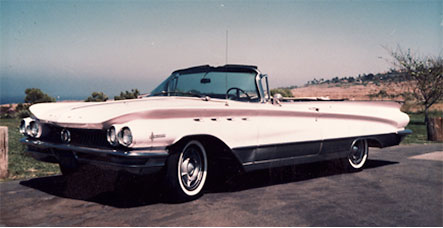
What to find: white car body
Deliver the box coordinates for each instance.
[20,64,411,200]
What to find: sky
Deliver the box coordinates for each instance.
[1,0,442,103]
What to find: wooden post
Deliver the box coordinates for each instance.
[428,117,443,142]
[0,126,8,179]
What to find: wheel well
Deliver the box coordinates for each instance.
[168,135,244,174]
[366,138,383,148]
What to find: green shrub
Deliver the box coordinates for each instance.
[85,92,108,102]
[16,109,31,118]
[271,88,293,97]
[114,89,140,100]
[0,105,14,119]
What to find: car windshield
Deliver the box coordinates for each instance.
[150,71,260,102]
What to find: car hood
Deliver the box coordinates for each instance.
[30,96,406,130]
[30,97,228,129]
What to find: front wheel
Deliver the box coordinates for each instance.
[164,140,208,202]
[340,139,368,171]
[58,151,79,176]
[59,163,78,176]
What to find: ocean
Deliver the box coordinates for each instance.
[0,95,85,105]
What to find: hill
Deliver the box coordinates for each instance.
[291,81,410,101]
[290,81,443,113]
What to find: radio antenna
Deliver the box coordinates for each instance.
[225,30,228,64]
[224,29,229,106]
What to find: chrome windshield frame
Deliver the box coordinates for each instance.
[151,65,267,103]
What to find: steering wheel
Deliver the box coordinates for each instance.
[226,87,251,101]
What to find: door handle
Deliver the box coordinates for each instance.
[309,107,319,112]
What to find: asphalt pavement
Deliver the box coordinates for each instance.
[1,143,442,226]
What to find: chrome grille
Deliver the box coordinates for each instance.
[42,124,110,148]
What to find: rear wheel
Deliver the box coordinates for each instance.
[164,140,208,202]
[340,139,368,171]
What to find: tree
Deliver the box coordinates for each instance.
[85,92,108,102]
[363,73,374,81]
[331,77,340,83]
[389,47,443,140]
[114,89,140,100]
[24,88,56,104]
[348,76,355,83]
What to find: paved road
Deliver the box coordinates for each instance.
[1,144,442,226]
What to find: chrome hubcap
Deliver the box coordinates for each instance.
[349,140,366,165]
[179,146,204,191]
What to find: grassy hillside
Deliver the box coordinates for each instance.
[0,118,59,181]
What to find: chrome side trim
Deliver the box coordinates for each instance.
[234,131,409,171]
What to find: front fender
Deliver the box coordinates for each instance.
[123,117,258,152]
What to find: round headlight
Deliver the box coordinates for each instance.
[31,121,41,137]
[19,120,27,134]
[118,127,133,147]
[27,121,40,138]
[31,122,39,137]
[26,124,32,136]
[107,126,118,146]
[60,129,71,143]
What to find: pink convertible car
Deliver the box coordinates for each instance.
[20,65,411,201]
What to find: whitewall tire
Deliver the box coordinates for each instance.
[165,140,208,201]
[341,139,368,171]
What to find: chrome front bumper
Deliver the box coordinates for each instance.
[20,138,169,175]
[397,129,413,137]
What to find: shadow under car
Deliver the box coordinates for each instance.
[20,159,398,208]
